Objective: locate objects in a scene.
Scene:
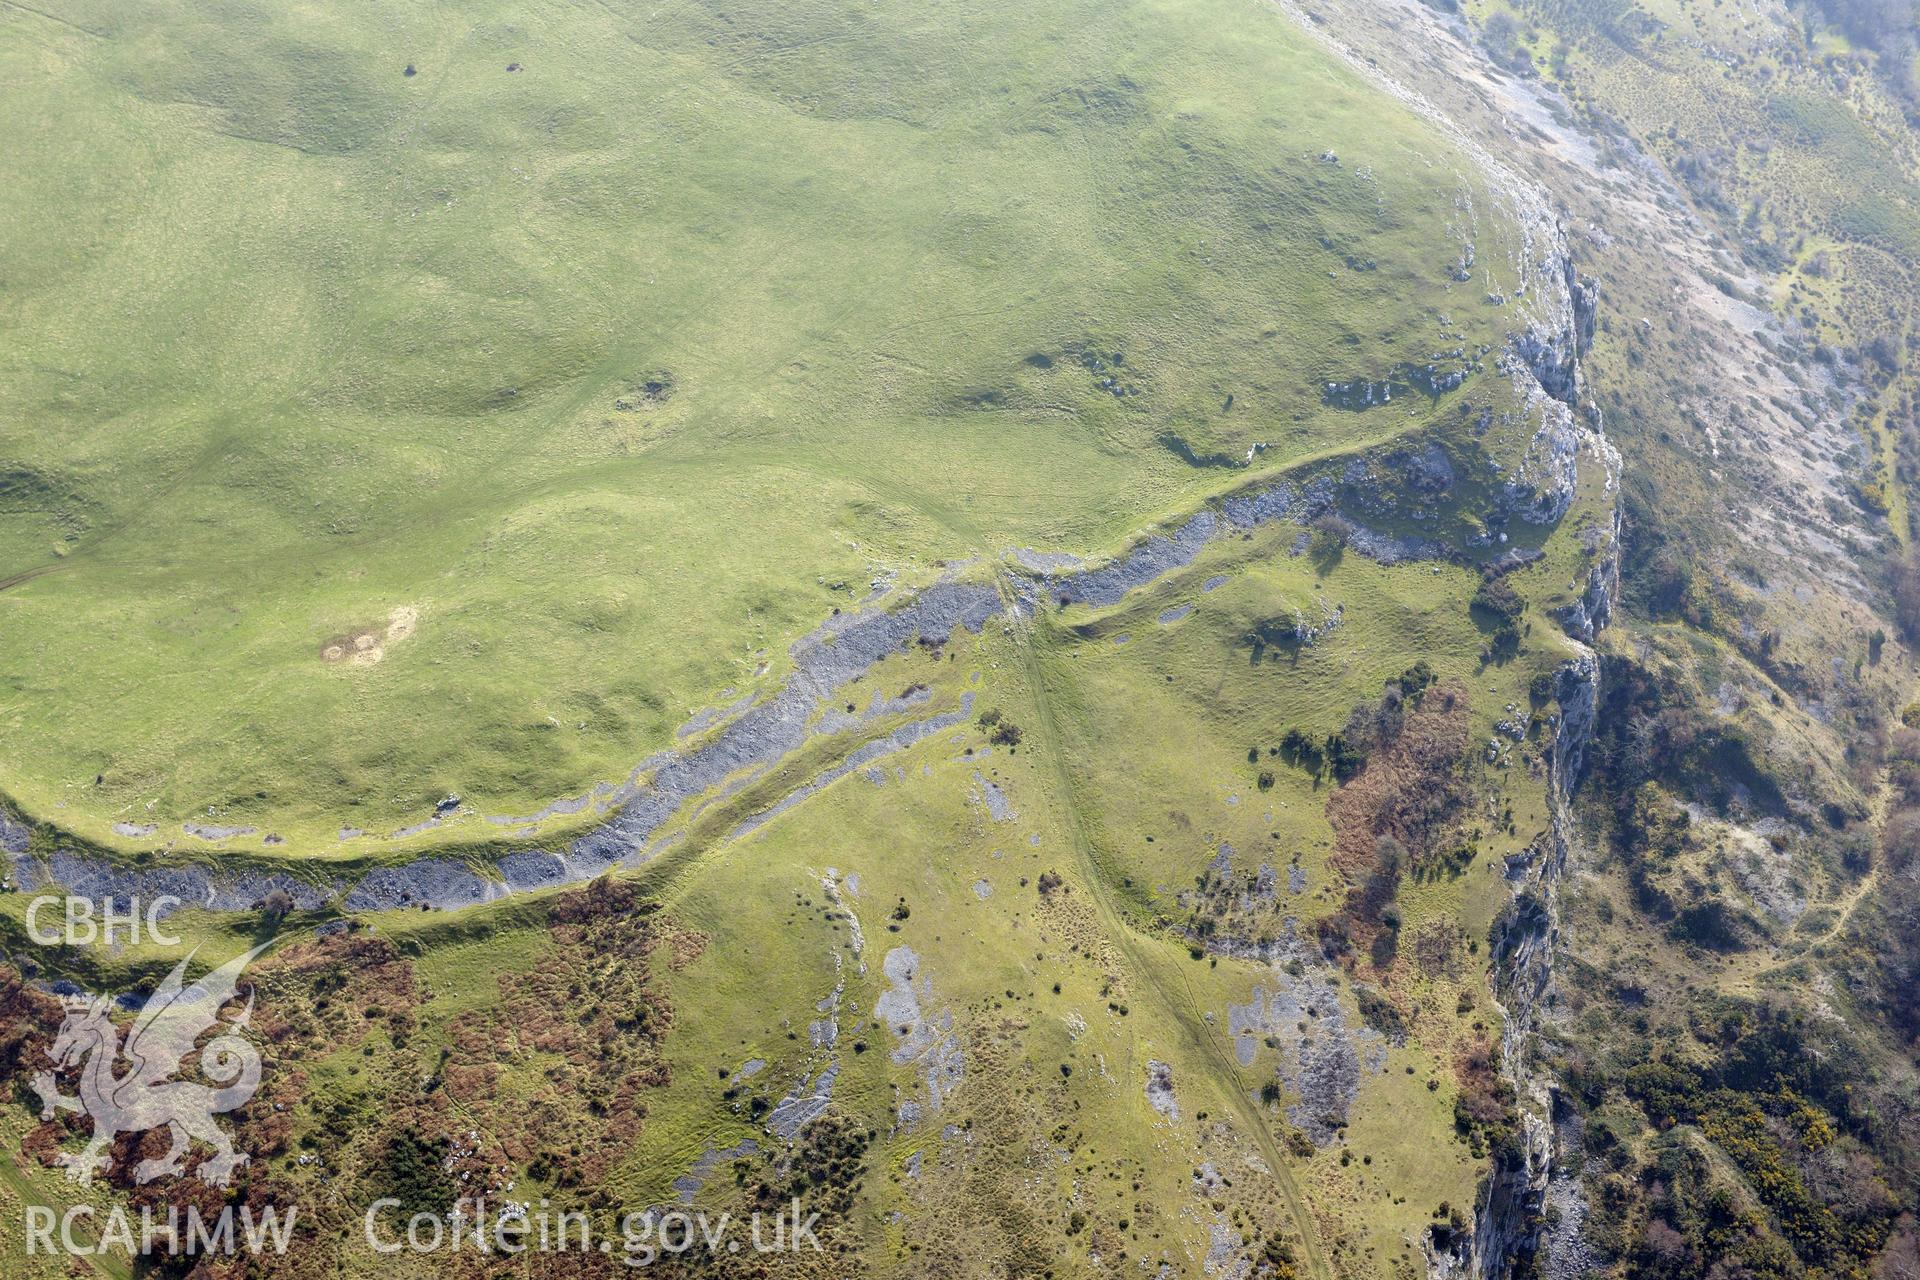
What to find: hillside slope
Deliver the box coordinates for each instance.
[4,1,1914,1278]
[5,0,1540,848]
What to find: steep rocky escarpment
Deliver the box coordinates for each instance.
[1432,276,1619,1280]
[1281,3,1920,1279]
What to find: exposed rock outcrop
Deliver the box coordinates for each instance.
[10,584,1001,919]
[10,850,336,916]
[1462,528,1617,1279]
[0,807,29,856]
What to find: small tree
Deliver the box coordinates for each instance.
[1308,512,1350,571]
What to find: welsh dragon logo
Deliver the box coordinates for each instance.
[31,945,268,1186]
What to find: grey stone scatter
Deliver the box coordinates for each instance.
[1145,1059,1179,1121]
[972,772,1016,822]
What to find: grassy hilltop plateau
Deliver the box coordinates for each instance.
[0,0,1916,1277]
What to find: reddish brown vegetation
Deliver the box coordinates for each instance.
[1452,1041,1512,1132]
[0,884,701,1280]
[443,877,695,1189]
[0,963,61,1076]
[1324,679,1472,879]
[1319,680,1472,970]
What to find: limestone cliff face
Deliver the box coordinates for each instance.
[1429,640,1607,1280]
[1462,468,1618,1280]
[1449,240,1617,1280]
[1511,255,1597,408]
[1498,247,1606,528]
[1557,502,1622,645]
